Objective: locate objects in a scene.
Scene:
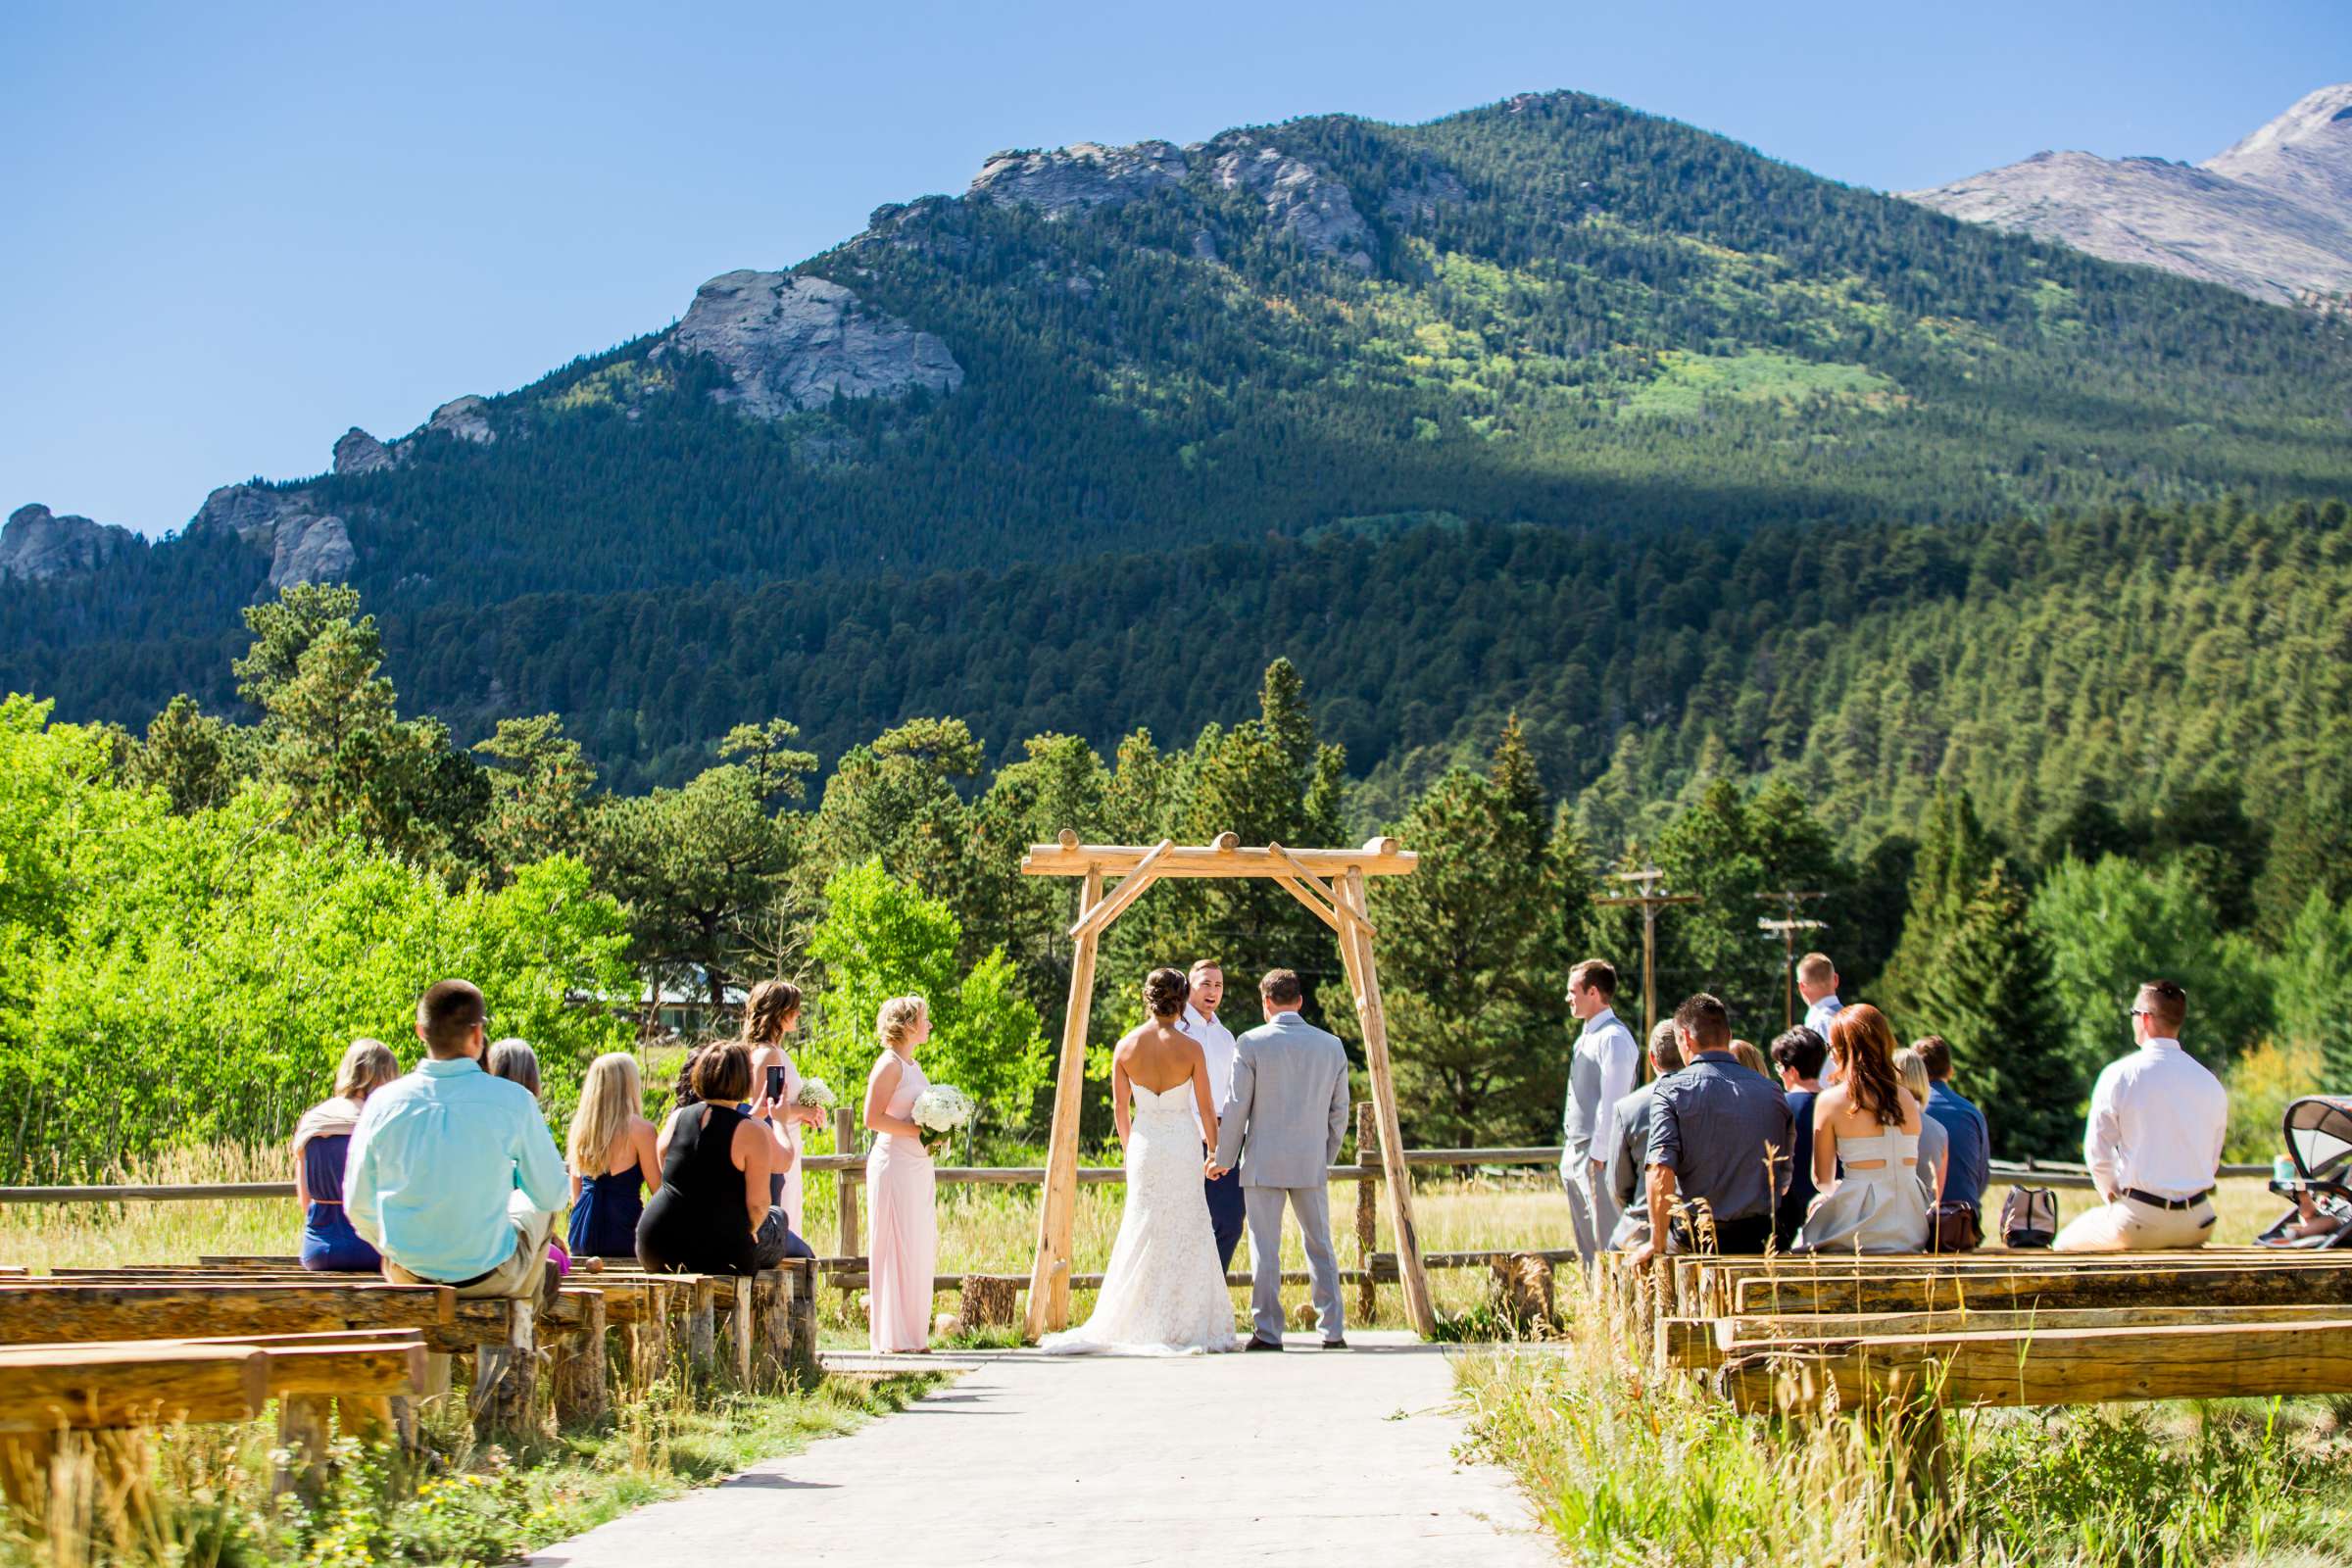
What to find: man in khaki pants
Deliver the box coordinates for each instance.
[2054,979,2226,1251]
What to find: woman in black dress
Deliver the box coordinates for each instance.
[636,1042,812,1274]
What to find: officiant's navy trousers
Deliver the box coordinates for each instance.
[1204,1165,1246,1272]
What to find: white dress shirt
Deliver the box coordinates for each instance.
[1560,1005,1640,1178]
[1177,1004,1238,1143]
[1805,993,1843,1073]
[2083,1037,2228,1200]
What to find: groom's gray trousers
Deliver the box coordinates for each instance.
[1244,1185,1343,1343]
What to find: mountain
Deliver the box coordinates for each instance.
[8,88,2352,800]
[1906,83,2352,308]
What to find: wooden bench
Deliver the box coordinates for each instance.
[1712,1317,2352,1413]
[0,1329,427,1503]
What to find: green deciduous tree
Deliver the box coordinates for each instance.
[804,858,1050,1145]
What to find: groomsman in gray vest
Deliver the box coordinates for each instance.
[1209,969,1350,1349]
[1559,959,1641,1264]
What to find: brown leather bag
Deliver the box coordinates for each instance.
[1931,1199,1983,1252]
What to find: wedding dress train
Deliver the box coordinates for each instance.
[1040,1082,1239,1355]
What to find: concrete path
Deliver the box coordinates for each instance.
[527,1332,1556,1567]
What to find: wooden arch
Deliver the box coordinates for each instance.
[1020,830,1437,1339]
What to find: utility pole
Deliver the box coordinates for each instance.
[1756,890,1829,1032]
[1591,869,1702,1048]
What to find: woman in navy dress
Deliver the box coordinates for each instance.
[294,1039,401,1272]
[566,1052,659,1260]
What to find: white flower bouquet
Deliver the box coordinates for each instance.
[909,1083,974,1158]
[794,1076,836,1112]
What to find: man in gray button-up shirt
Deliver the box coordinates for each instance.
[1559,958,1641,1264]
[1628,993,1791,1267]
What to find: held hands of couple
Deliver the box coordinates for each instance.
[1202,1158,1229,1181]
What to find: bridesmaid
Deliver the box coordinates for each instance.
[862,995,938,1353]
[566,1053,659,1261]
[293,1039,400,1272]
[741,980,827,1237]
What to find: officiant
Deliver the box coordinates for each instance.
[1179,958,1246,1272]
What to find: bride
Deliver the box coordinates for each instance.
[1041,967,1239,1355]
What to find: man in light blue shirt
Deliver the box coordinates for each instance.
[1560,959,1641,1265]
[1799,952,1843,1071]
[346,979,571,1302]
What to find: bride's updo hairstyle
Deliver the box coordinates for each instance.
[1143,967,1190,1021]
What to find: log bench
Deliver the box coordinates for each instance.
[1713,1317,2352,1413]
[0,1329,427,1504]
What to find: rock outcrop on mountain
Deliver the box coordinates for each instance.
[658,270,963,418]
[422,396,496,444]
[965,140,1190,218]
[0,505,134,580]
[1907,83,2352,307]
[185,484,355,587]
[333,427,397,475]
[1206,139,1375,270]
[266,514,356,588]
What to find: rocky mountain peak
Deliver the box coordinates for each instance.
[0,505,134,581]
[422,396,496,444]
[1205,138,1375,270]
[333,426,397,475]
[965,140,1189,219]
[184,484,355,587]
[1907,82,2352,309]
[657,270,963,419]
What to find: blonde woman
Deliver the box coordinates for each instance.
[294,1039,401,1272]
[566,1053,660,1260]
[1891,1046,1950,1206]
[862,995,938,1352]
[740,980,825,1236]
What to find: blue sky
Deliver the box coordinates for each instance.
[5,0,2345,535]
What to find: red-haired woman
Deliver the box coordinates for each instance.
[1794,1004,1931,1253]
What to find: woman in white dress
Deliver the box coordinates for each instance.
[1795,1004,1932,1254]
[1042,968,1240,1355]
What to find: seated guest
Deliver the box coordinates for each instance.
[566,1053,659,1261]
[1627,994,1792,1267]
[1796,1005,1931,1254]
[2055,980,2225,1252]
[1891,1047,1950,1204]
[486,1038,542,1099]
[1729,1039,1768,1077]
[1915,1035,1991,1213]
[1769,1026,1827,1250]
[1606,1020,1684,1250]
[293,1039,400,1272]
[636,1042,814,1276]
[345,981,571,1303]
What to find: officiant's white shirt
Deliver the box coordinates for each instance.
[1177,1003,1237,1143]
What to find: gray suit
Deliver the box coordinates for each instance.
[1213,1009,1349,1344]
[1605,1084,1661,1250]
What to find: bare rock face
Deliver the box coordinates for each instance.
[0,504,134,580]
[423,396,496,444]
[332,426,397,475]
[189,483,305,546]
[267,514,356,588]
[659,270,963,418]
[966,140,1189,218]
[1382,170,1470,223]
[1209,142,1375,271]
[185,483,354,586]
[1907,83,2352,308]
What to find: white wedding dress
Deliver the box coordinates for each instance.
[1040,1082,1239,1355]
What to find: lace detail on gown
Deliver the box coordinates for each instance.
[1040,1082,1238,1355]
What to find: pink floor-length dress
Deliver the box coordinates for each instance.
[865,1052,937,1352]
[778,1053,806,1236]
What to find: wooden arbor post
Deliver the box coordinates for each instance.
[1020,832,1437,1340]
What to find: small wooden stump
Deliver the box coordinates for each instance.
[552,1295,609,1425]
[275,1394,331,1496]
[1490,1252,1557,1334]
[786,1264,820,1388]
[754,1272,792,1389]
[685,1281,717,1370]
[961,1276,1017,1330]
[471,1301,535,1438]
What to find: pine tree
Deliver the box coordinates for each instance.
[1371,716,1573,1143]
[1913,860,2077,1159]
[1879,785,1997,1019]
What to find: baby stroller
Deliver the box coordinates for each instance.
[2253,1096,2352,1249]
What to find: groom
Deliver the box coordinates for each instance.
[1207,968,1349,1350]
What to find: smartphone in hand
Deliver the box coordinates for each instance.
[765,1064,788,1102]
